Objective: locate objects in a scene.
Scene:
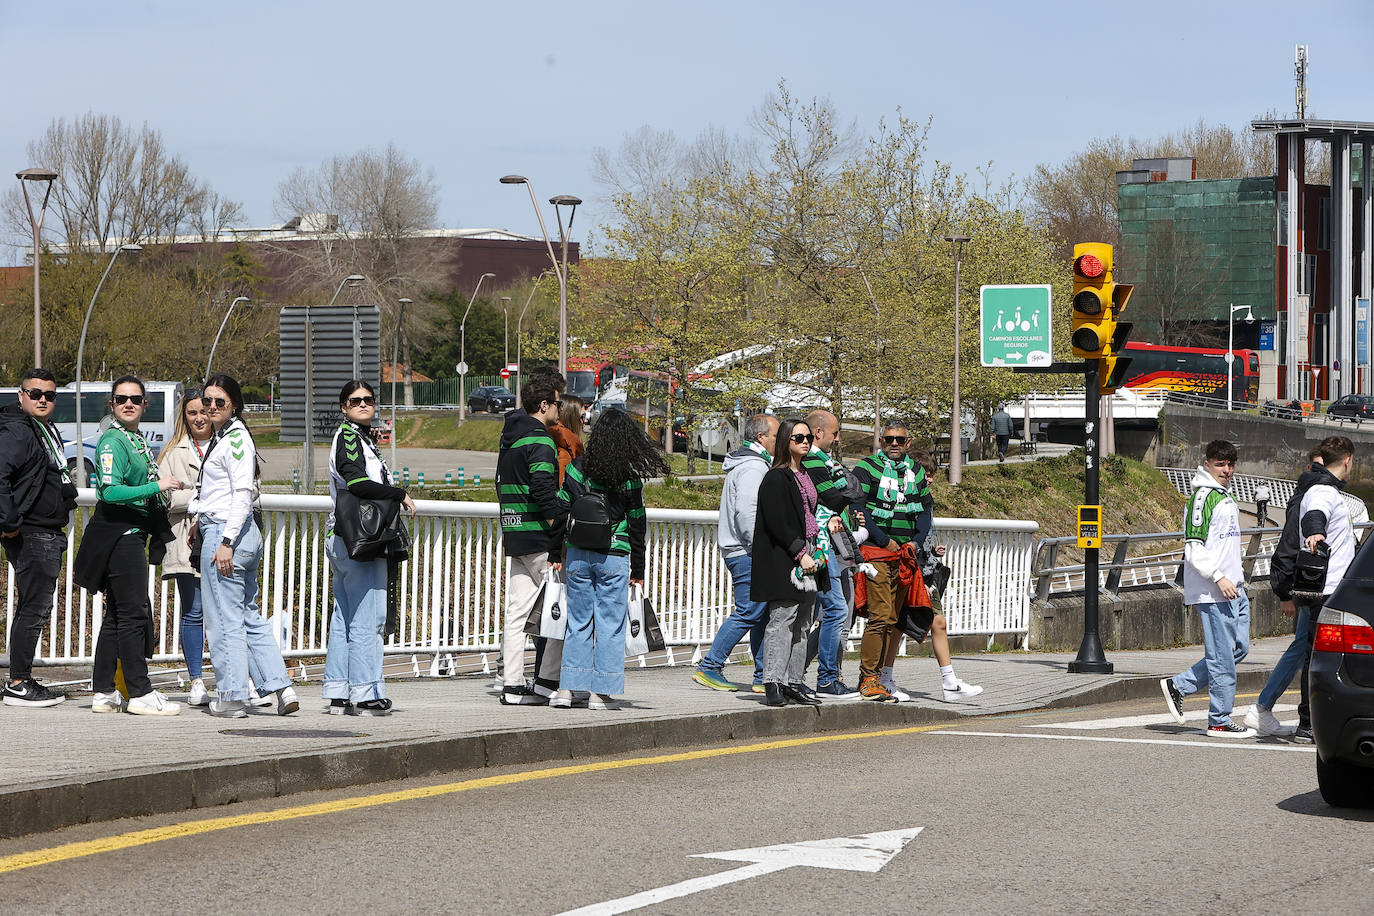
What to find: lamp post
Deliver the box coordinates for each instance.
[459,272,495,423]
[268,375,277,420]
[857,267,883,453]
[499,175,580,375]
[515,270,552,398]
[943,234,971,485]
[17,167,58,367]
[75,244,142,478]
[500,296,512,369]
[392,297,411,470]
[205,296,250,381]
[303,274,365,492]
[1227,303,1255,412]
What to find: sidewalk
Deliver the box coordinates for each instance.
[0,637,1294,839]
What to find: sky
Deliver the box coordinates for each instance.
[2,0,1372,264]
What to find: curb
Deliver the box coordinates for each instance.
[0,668,1279,840]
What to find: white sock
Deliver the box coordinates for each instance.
[940,665,958,690]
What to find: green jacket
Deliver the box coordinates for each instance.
[96,425,161,526]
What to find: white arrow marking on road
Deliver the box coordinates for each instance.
[1028,704,1298,731]
[552,827,923,916]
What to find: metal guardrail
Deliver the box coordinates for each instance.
[1157,468,1368,518]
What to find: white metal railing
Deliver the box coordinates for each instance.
[1158,468,1368,517]
[2,493,1039,670]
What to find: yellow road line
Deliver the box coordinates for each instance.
[0,722,955,876]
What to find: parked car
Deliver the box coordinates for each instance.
[1310,535,1374,808]
[1326,394,1374,421]
[467,386,516,414]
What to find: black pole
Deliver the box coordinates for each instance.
[1068,358,1114,674]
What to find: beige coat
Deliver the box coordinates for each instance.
[158,437,204,578]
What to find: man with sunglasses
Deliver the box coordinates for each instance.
[0,369,79,707]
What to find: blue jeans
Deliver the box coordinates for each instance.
[560,547,629,695]
[174,573,205,679]
[1173,593,1251,727]
[323,535,387,703]
[698,553,766,683]
[808,552,848,686]
[199,520,290,702]
[1257,601,1314,710]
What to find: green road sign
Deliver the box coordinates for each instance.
[980,284,1053,367]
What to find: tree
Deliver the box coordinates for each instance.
[271,143,444,405]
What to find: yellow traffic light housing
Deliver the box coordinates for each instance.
[1071,243,1114,358]
[1098,282,1136,394]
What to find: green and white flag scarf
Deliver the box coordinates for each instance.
[870,455,918,522]
[810,446,846,558]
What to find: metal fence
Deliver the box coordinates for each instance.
[2,494,1039,672]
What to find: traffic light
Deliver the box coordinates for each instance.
[1098,283,1135,394]
[1071,242,1115,358]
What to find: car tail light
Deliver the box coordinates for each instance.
[1314,608,1374,654]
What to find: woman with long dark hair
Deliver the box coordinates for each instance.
[751,418,828,707]
[73,375,185,715]
[553,408,668,710]
[190,373,298,718]
[324,379,415,716]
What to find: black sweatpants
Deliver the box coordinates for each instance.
[91,534,153,697]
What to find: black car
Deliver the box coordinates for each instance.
[467,386,516,414]
[1326,394,1374,421]
[1310,535,1374,807]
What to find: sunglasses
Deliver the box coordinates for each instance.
[113,394,146,406]
[200,396,229,409]
[790,433,815,444]
[882,436,909,446]
[21,387,57,403]
[346,395,376,407]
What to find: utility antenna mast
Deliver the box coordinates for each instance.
[1294,44,1310,119]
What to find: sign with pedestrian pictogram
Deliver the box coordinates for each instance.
[980,285,1053,368]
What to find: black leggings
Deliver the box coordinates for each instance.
[91,534,153,697]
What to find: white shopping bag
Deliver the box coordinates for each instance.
[625,583,650,658]
[523,567,567,641]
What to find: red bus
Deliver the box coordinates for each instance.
[1122,342,1260,403]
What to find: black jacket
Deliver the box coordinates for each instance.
[495,410,566,557]
[1271,462,1342,600]
[0,403,77,533]
[750,466,830,603]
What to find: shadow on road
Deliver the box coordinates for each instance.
[1276,789,1374,821]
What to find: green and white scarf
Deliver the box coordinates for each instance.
[870,455,918,522]
[742,439,771,462]
[810,446,846,558]
[115,422,167,508]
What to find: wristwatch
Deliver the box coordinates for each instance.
[221,537,233,548]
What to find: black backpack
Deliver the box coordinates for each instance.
[567,490,613,550]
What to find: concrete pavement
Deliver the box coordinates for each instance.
[0,637,1298,839]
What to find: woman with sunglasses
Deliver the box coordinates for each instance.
[156,390,214,705]
[324,380,415,716]
[190,374,299,718]
[749,418,829,707]
[73,376,185,715]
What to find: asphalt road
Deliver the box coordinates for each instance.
[3,692,1370,915]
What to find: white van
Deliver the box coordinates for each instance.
[0,381,184,483]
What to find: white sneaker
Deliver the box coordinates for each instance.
[1243,704,1296,737]
[880,679,911,702]
[187,679,210,707]
[208,699,249,718]
[247,680,274,708]
[276,686,300,716]
[942,680,984,702]
[589,693,618,710]
[91,691,125,714]
[550,690,573,709]
[128,690,182,716]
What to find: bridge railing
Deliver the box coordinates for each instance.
[2,494,1039,672]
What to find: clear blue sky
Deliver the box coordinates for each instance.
[3,0,1371,262]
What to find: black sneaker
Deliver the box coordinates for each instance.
[500,684,548,706]
[2,678,67,708]
[351,698,394,717]
[325,698,354,716]
[1292,726,1314,745]
[1159,678,1185,725]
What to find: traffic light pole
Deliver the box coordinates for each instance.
[1067,358,1113,673]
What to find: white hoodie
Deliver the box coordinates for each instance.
[1182,465,1244,605]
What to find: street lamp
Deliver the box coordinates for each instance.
[499,175,580,375]
[75,244,142,480]
[17,167,58,367]
[516,270,553,398]
[500,295,512,370]
[943,234,971,485]
[205,296,250,381]
[459,272,496,422]
[857,267,883,453]
[391,297,412,470]
[1227,303,1255,412]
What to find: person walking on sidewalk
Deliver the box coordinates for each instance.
[191,374,299,719]
[1160,439,1254,737]
[0,369,78,707]
[801,409,860,698]
[692,413,778,692]
[74,376,185,716]
[991,407,1014,463]
[495,378,567,705]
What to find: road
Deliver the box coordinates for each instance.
[257,445,499,484]
[1,692,1369,914]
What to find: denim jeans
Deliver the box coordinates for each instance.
[323,535,387,703]
[3,528,65,681]
[174,573,205,679]
[698,553,766,683]
[1172,593,1251,727]
[560,547,629,695]
[807,552,849,686]
[764,593,817,684]
[1257,601,1313,710]
[199,520,290,702]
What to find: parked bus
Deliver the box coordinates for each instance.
[565,355,601,404]
[1121,342,1259,404]
[0,381,184,482]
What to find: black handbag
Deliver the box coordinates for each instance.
[335,491,409,562]
[1291,543,1330,600]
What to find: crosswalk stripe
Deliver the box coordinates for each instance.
[1027,704,1298,731]
[936,730,1315,753]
